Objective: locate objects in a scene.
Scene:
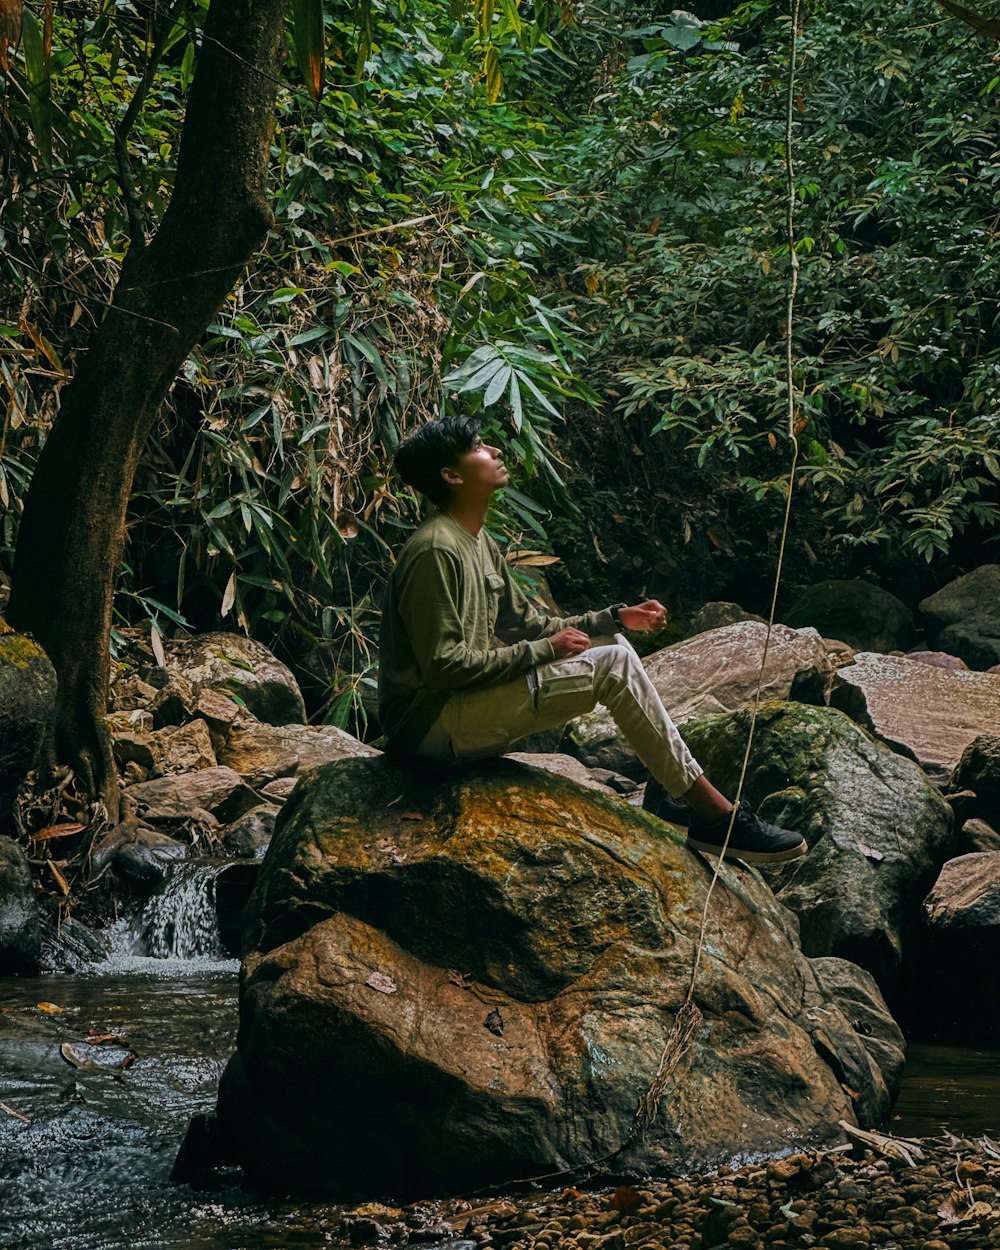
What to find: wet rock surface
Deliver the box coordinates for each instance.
[681,703,955,994]
[0,835,40,973]
[217,755,895,1198]
[830,653,1000,779]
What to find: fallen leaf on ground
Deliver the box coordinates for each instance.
[856,842,884,861]
[36,1002,64,1014]
[30,823,85,842]
[365,972,398,995]
[611,1185,643,1214]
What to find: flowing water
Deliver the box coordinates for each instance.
[1,863,998,1250]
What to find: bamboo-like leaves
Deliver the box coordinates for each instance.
[292,0,325,101]
[484,43,502,104]
[0,0,21,72]
[21,8,51,164]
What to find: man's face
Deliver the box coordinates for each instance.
[444,436,509,498]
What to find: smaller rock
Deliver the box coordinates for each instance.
[785,581,914,654]
[110,675,158,713]
[924,852,1000,930]
[122,760,148,786]
[111,728,159,774]
[919,565,1000,669]
[165,633,306,725]
[222,805,279,858]
[113,829,188,887]
[902,651,968,671]
[689,602,765,633]
[122,767,262,826]
[259,776,297,803]
[952,735,1000,825]
[194,687,241,746]
[151,719,217,774]
[149,673,196,729]
[107,709,154,734]
[42,915,110,972]
[958,818,1000,855]
[0,834,41,974]
[219,719,377,785]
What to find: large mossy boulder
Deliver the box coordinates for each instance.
[556,622,836,777]
[784,580,914,654]
[681,704,955,994]
[215,756,899,1198]
[0,622,56,834]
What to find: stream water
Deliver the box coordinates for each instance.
[1,866,998,1250]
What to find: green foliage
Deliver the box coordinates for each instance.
[542,0,1000,573]
[4,0,1000,731]
[0,0,592,723]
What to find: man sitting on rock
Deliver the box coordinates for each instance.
[378,417,807,864]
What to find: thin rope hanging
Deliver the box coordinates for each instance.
[630,0,806,1143]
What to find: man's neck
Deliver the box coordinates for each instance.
[445,497,489,536]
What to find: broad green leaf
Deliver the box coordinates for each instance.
[483,363,512,406]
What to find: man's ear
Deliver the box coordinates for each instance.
[441,463,463,487]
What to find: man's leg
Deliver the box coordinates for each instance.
[416,635,806,864]
[417,634,701,797]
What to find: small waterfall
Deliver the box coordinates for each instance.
[101,862,239,973]
[129,862,227,959]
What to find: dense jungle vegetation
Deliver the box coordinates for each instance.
[1,0,998,739]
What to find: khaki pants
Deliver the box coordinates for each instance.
[417,634,703,798]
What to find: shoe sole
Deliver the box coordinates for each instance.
[685,836,809,864]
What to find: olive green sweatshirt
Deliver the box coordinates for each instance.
[378,512,617,752]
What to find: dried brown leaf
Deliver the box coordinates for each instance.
[365,972,398,995]
[30,822,85,842]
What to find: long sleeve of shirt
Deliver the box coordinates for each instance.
[377,513,618,752]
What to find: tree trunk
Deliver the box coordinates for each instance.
[7,0,289,811]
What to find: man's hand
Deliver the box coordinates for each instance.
[618,600,669,632]
[550,627,591,658]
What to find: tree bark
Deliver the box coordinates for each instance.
[7,0,290,811]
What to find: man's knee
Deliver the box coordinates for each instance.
[591,641,644,698]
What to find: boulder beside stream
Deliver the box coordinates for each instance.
[213,755,901,1198]
[0,621,56,834]
[679,703,955,995]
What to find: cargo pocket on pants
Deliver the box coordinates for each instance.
[533,656,597,725]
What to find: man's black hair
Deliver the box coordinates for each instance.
[393,417,482,508]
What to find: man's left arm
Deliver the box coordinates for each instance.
[491,542,667,642]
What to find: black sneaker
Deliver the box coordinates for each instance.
[686,804,808,864]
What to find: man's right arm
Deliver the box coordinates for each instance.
[397,548,556,692]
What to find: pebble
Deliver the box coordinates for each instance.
[334,1134,1000,1249]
